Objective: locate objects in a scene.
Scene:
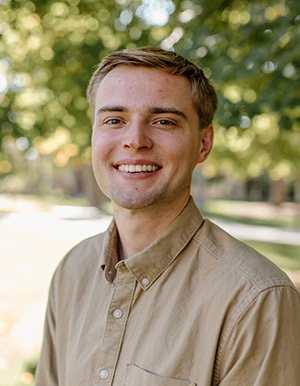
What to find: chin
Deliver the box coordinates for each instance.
[115,199,156,210]
[111,191,164,210]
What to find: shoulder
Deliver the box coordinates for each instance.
[193,218,296,293]
[51,230,108,286]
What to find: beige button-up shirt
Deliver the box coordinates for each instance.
[36,198,300,385]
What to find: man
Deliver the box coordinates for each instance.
[36,47,300,385]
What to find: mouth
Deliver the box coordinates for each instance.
[114,164,161,173]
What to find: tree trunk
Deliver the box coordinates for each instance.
[269,178,287,205]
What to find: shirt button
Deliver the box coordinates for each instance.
[113,309,123,319]
[142,277,149,286]
[100,369,109,379]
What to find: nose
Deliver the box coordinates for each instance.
[122,120,153,150]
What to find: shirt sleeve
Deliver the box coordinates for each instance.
[35,277,59,385]
[217,285,300,385]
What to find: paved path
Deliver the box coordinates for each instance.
[210,217,300,245]
[34,204,300,244]
[48,207,300,245]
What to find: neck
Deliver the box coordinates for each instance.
[113,196,190,260]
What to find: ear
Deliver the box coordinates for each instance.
[196,125,214,164]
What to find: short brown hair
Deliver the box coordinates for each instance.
[87,46,218,129]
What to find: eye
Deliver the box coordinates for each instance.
[155,119,175,126]
[104,118,123,125]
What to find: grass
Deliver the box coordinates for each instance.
[243,240,300,271]
[203,199,300,229]
[0,357,35,386]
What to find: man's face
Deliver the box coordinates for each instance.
[92,65,213,211]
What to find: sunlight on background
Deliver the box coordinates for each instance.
[1,0,300,383]
[0,197,111,383]
[136,0,175,27]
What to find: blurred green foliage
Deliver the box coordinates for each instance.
[0,0,299,181]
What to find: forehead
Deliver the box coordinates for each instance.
[95,65,194,108]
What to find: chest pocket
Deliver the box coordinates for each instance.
[124,363,196,386]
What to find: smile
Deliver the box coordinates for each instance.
[117,164,160,173]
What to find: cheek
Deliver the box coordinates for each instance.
[91,135,111,190]
[164,136,194,161]
[170,138,201,171]
[91,132,114,163]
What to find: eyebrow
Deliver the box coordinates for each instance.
[96,105,128,116]
[149,107,187,120]
[96,105,187,120]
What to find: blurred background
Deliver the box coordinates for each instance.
[0,0,300,384]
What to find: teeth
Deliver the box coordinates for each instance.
[118,164,159,173]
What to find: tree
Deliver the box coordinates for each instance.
[0,0,299,197]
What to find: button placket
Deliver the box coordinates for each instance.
[95,266,136,384]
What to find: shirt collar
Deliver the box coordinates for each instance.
[100,197,203,288]
[100,219,119,282]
